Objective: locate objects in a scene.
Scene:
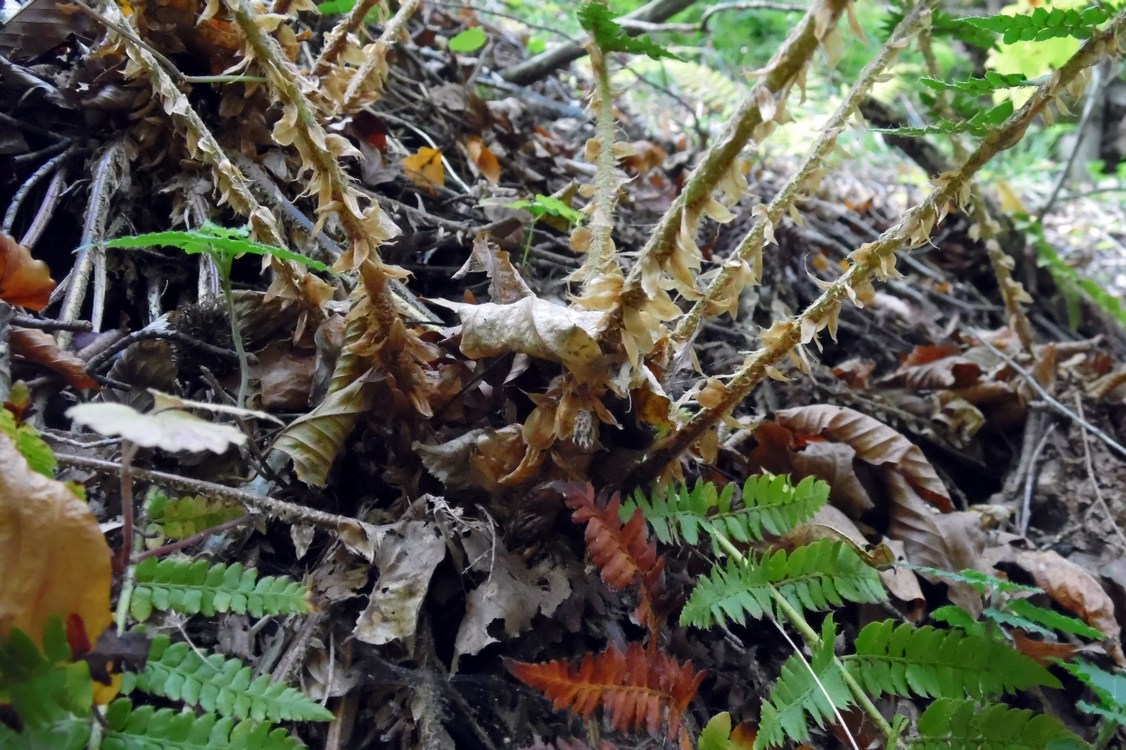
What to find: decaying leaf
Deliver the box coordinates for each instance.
[67,402,246,453]
[353,521,447,646]
[0,434,111,648]
[402,146,445,191]
[0,232,54,310]
[434,296,605,374]
[11,328,98,389]
[463,135,501,184]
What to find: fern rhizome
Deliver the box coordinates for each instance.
[510,474,1111,749]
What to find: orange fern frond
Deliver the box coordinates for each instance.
[556,481,666,632]
[507,642,705,749]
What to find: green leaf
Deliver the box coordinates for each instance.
[906,565,1040,594]
[909,699,1086,749]
[697,712,734,750]
[449,27,487,53]
[0,620,93,730]
[0,408,56,478]
[845,620,1060,700]
[121,636,333,722]
[993,598,1105,640]
[929,605,984,636]
[577,1,681,61]
[130,557,313,622]
[101,699,306,750]
[144,491,246,541]
[100,223,330,273]
[526,36,546,54]
[1063,660,1126,716]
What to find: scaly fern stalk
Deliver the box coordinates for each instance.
[122,635,334,722]
[915,7,1034,350]
[631,6,1126,484]
[338,0,423,114]
[571,40,625,292]
[223,0,401,275]
[101,1,317,315]
[672,0,941,345]
[594,0,852,361]
[312,0,387,77]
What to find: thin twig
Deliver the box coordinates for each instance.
[1074,394,1126,550]
[11,315,93,332]
[1019,421,1055,537]
[974,332,1126,461]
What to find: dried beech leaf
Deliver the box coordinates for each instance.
[1012,549,1124,666]
[353,521,446,646]
[789,440,874,516]
[11,327,98,389]
[274,375,375,487]
[67,402,245,454]
[0,434,111,648]
[434,297,604,373]
[775,404,953,511]
[0,233,54,310]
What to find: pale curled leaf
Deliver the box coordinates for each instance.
[67,402,246,454]
[433,297,605,372]
[353,521,446,645]
[150,390,284,425]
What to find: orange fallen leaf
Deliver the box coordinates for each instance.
[0,232,54,310]
[464,135,501,184]
[0,433,112,649]
[402,146,445,192]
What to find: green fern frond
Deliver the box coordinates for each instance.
[1,407,57,478]
[100,699,306,750]
[626,473,829,551]
[0,619,92,729]
[130,557,313,622]
[908,699,1085,749]
[874,100,1014,138]
[680,540,886,628]
[919,72,1031,95]
[906,565,1040,595]
[845,621,1060,700]
[145,492,246,540]
[1063,660,1126,723]
[121,636,333,722]
[984,598,1105,641]
[755,618,852,750]
[960,6,1111,44]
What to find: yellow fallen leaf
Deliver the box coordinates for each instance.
[464,135,500,184]
[0,434,112,649]
[402,147,445,192]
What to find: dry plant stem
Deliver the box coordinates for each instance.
[916,21,1034,350]
[1019,421,1054,537]
[313,0,386,76]
[57,139,124,349]
[339,0,422,114]
[673,0,937,346]
[17,165,69,250]
[631,10,1126,484]
[116,440,139,573]
[579,44,624,287]
[596,0,849,349]
[53,451,373,538]
[2,147,71,234]
[1074,394,1126,551]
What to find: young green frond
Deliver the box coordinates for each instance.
[122,635,334,723]
[101,699,306,750]
[755,617,852,750]
[625,474,829,552]
[130,557,313,622]
[680,540,886,629]
[145,492,246,541]
[908,699,1084,749]
[873,100,1014,138]
[960,5,1112,44]
[845,621,1061,700]
[1062,660,1126,723]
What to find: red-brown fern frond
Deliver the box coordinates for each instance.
[507,642,705,749]
[555,481,666,632]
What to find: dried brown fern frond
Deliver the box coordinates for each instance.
[507,642,704,750]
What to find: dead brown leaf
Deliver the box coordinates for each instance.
[11,327,98,389]
[0,233,54,310]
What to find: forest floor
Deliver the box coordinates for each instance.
[3,0,1126,748]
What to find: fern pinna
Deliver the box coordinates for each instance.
[508,481,703,749]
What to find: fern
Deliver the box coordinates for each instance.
[919,72,1031,95]
[100,223,330,273]
[507,642,704,747]
[755,617,852,750]
[624,473,828,551]
[984,598,1105,641]
[145,491,247,541]
[130,557,313,622]
[874,100,1014,138]
[0,619,92,730]
[680,540,886,628]
[100,699,306,750]
[1063,660,1126,724]
[121,635,333,722]
[908,698,1084,749]
[844,620,1061,700]
[1,406,57,478]
[960,6,1112,44]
